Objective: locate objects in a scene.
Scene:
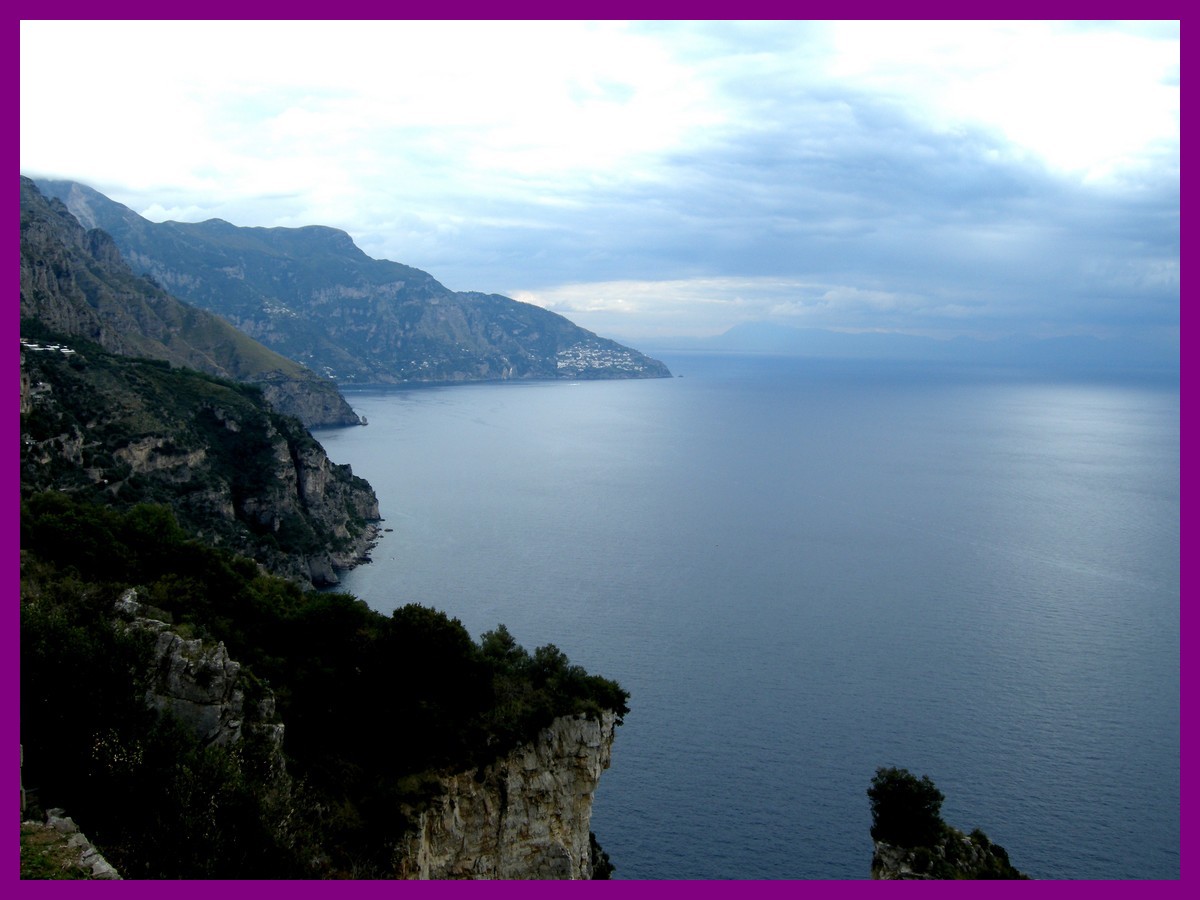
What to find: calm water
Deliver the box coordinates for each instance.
[313,353,1179,880]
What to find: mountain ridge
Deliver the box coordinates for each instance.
[20,177,362,427]
[34,178,672,385]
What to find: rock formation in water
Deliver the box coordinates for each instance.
[871,829,1029,880]
[867,766,1028,879]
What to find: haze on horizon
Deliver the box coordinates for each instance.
[20,20,1179,356]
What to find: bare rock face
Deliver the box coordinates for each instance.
[397,712,617,879]
[116,589,283,753]
[20,339,380,588]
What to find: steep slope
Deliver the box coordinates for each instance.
[35,178,671,384]
[21,500,628,878]
[397,712,617,879]
[20,334,379,586]
[20,177,361,427]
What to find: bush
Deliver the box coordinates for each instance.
[867,766,945,848]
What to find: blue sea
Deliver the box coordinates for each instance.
[313,352,1179,880]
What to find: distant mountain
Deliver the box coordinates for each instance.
[20,177,361,427]
[661,321,1177,373]
[36,179,672,384]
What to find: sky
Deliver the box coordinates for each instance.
[19,19,1180,349]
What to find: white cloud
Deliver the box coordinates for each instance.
[19,20,1178,345]
[822,21,1179,180]
[513,277,934,339]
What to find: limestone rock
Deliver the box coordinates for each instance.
[116,589,284,754]
[20,337,380,588]
[397,712,617,879]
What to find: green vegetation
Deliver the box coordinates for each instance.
[867,767,1028,879]
[21,493,628,878]
[20,331,374,578]
[20,823,90,880]
[21,176,628,878]
[33,177,670,385]
[20,177,359,427]
[868,766,946,847]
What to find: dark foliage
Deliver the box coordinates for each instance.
[20,492,628,877]
[867,768,1029,879]
[19,333,374,579]
[867,766,946,848]
[590,832,615,879]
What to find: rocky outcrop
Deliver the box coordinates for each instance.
[396,712,618,879]
[110,589,619,880]
[204,404,381,585]
[115,589,285,753]
[871,829,1029,880]
[257,375,366,429]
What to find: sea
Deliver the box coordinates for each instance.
[312,351,1180,880]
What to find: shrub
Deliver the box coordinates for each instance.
[867,766,946,848]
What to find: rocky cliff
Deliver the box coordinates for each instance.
[867,767,1028,880]
[397,712,618,879]
[22,513,626,878]
[114,585,618,881]
[20,177,361,427]
[20,335,379,587]
[35,178,672,385]
[115,589,285,754]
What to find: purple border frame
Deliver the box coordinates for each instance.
[11,5,1184,895]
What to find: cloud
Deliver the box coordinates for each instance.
[515,277,941,340]
[19,20,1178,347]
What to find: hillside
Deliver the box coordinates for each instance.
[21,492,627,877]
[20,177,361,427]
[20,176,632,880]
[35,178,671,384]
[20,332,379,587]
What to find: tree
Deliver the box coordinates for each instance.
[867,766,946,848]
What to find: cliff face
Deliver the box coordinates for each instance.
[115,589,285,753]
[120,584,621,881]
[20,337,379,587]
[20,177,361,427]
[114,587,618,881]
[397,712,617,880]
